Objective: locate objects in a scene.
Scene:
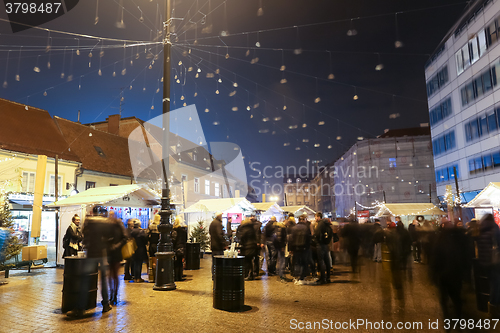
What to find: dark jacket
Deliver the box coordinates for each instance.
[82,216,113,258]
[236,220,258,256]
[107,219,128,263]
[408,223,420,242]
[252,219,262,245]
[62,222,83,257]
[430,225,468,282]
[341,222,360,254]
[148,224,160,257]
[314,218,332,245]
[477,215,500,266]
[273,223,287,249]
[131,227,148,261]
[209,217,227,251]
[372,224,385,244]
[263,221,276,243]
[172,226,188,256]
[291,221,311,251]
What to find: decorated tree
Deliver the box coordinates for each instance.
[189,219,209,251]
[0,193,23,266]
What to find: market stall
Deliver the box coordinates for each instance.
[280,205,316,219]
[48,184,160,265]
[375,203,446,227]
[464,182,500,225]
[252,202,283,224]
[182,198,255,235]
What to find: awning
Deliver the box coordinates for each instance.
[464,182,500,208]
[47,184,160,207]
[183,197,254,213]
[375,203,445,217]
[280,205,316,216]
[253,202,281,212]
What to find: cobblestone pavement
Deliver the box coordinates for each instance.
[0,257,494,333]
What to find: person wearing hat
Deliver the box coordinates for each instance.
[209,211,227,279]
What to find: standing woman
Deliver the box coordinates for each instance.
[107,211,128,305]
[131,219,148,282]
[62,214,82,258]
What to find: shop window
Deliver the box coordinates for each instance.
[86,181,96,190]
[22,172,35,192]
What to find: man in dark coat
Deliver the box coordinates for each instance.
[209,212,227,279]
[130,219,148,282]
[124,219,135,280]
[75,206,113,316]
[237,217,258,280]
[263,216,277,276]
[314,212,333,284]
[291,215,312,284]
[408,219,421,263]
[172,216,188,281]
[341,220,361,273]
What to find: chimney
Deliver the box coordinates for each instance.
[108,114,121,135]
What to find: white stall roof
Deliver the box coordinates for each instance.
[281,205,316,216]
[48,184,160,207]
[464,182,500,208]
[253,202,282,212]
[183,198,254,213]
[375,203,445,217]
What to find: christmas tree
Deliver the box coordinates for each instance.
[0,193,23,267]
[189,219,209,251]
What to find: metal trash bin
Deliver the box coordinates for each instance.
[473,259,490,312]
[61,257,98,313]
[185,243,201,270]
[213,256,244,311]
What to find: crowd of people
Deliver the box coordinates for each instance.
[62,207,188,318]
[210,211,500,318]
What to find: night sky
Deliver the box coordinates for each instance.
[0,0,469,201]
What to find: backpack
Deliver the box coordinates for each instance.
[62,232,70,250]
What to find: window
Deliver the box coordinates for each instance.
[389,158,397,168]
[193,154,197,161]
[429,98,452,127]
[214,183,220,197]
[94,146,106,158]
[489,111,499,132]
[229,186,233,197]
[181,174,187,182]
[85,181,96,190]
[480,115,488,136]
[487,21,498,46]
[470,37,480,64]
[427,66,449,97]
[432,131,455,156]
[205,180,210,195]
[194,178,199,193]
[483,70,493,92]
[460,61,500,107]
[21,172,35,192]
[466,109,500,142]
[49,175,62,195]
[484,154,493,170]
[493,152,500,167]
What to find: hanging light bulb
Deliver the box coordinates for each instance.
[195,73,199,78]
[318,121,325,125]
[255,41,261,48]
[121,68,126,75]
[336,136,342,140]
[156,88,160,93]
[129,85,132,90]
[251,57,259,64]
[283,105,287,110]
[314,143,320,147]
[302,139,309,142]
[225,53,230,59]
[327,145,332,149]
[314,97,321,103]
[213,121,219,125]
[280,78,287,84]
[375,63,384,71]
[262,117,269,122]
[233,82,238,88]
[254,103,260,108]
[218,78,222,83]
[205,108,209,113]
[293,48,302,55]
[357,136,364,140]
[112,71,116,77]
[353,94,359,100]
[176,79,180,83]
[43,90,47,96]
[250,114,254,119]
[295,147,301,150]
[245,50,250,57]
[33,65,40,73]
[394,40,404,48]
[257,7,264,16]
[194,92,197,97]
[180,95,185,100]
[289,125,298,129]
[232,107,238,111]
[328,73,334,80]
[302,123,307,128]
[151,105,154,110]
[274,117,281,121]
[283,142,290,147]
[246,106,251,111]
[47,61,51,69]
[3,81,7,88]
[280,65,286,71]
[183,102,187,107]
[229,91,236,97]
[178,61,182,65]
[215,89,220,94]
[220,30,229,37]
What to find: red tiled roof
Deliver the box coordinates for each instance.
[0,98,80,161]
[53,117,134,177]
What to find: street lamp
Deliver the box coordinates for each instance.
[154,0,175,291]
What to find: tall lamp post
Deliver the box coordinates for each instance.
[154,0,176,291]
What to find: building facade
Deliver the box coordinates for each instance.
[425,0,500,201]
[333,128,436,218]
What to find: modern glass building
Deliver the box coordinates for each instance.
[425,0,500,202]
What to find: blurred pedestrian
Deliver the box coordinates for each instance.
[130,219,148,282]
[263,216,277,276]
[251,214,263,276]
[237,217,258,280]
[291,215,311,285]
[341,220,361,273]
[107,211,128,305]
[274,219,288,282]
[148,214,160,258]
[172,216,187,281]
[209,212,227,279]
[372,220,384,262]
[314,212,333,284]
[124,219,135,280]
[409,219,421,263]
[62,214,82,258]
